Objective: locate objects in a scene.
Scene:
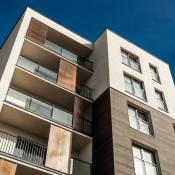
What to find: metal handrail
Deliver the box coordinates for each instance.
[0,131,47,166]
[76,84,93,100]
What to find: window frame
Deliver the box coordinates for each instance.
[128,105,154,136]
[149,64,161,83]
[132,145,160,175]
[124,74,147,101]
[155,89,168,112]
[121,49,141,73]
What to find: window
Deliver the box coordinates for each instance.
[132,145,159,175]
[155,90,167,112]
[121,50,141,72]
[128,106,152,135]
[150,65,160,83]
[124,75,146,100]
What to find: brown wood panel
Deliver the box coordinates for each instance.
[0,159,17,175]
[58,59,77,91]
[26,18,48,46]
[45,125,72,174]
[73,96,91,134]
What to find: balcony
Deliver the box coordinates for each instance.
[17,56,92,100]
[0,131,92,175]
[125,81,146,100]
[0,131,46,166]
[21,38,93,85]
[5,88,92,135]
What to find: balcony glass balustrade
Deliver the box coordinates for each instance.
[71,159,91,175]
[44,40,93,71]
[17,56,58,83]
[17,56,93,100]
[6,88,73,127]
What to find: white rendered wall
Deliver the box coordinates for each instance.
[0,7,93,111]
[106,29,175,118]
[87,31,110,100]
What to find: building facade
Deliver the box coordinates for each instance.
[0,7,175,175]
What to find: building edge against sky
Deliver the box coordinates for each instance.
[0,7,175,175]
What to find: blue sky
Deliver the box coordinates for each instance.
[1,0,175,81]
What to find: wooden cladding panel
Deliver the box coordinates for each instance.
[0,159,17,175]
[58,59,77,91]
[26,18,48,46]
[73,97,91,134]
[45,125,72,173]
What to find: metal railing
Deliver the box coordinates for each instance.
[76,85,93,100]
[6,88,73,127]
[45,40,93,71]
[17,56,93,100]
[125,81,146,100]
[77,57,93,72]
[0,131,47,166]
[73,116,92,135]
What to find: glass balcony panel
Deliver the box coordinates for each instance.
[6,88,29,108]
[17,56,38,73]
[17,56,57,83]
[139,119,150,135]
[35,66,57,83]
[6,88,73,128]
[72,159,91,175]
[145,162,158,175]
[134,158,145,175]
[52,107,72,127]
[62,48,78,63]
[129,115,139,130]
[25,98,52,117]
[45,40,62,55]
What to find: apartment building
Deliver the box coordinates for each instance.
[0,7,175,175]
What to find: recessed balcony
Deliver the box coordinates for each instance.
[21,38,93,85]
[0,130,92,175]
[16,55,93,100]
[4,88,92,136]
